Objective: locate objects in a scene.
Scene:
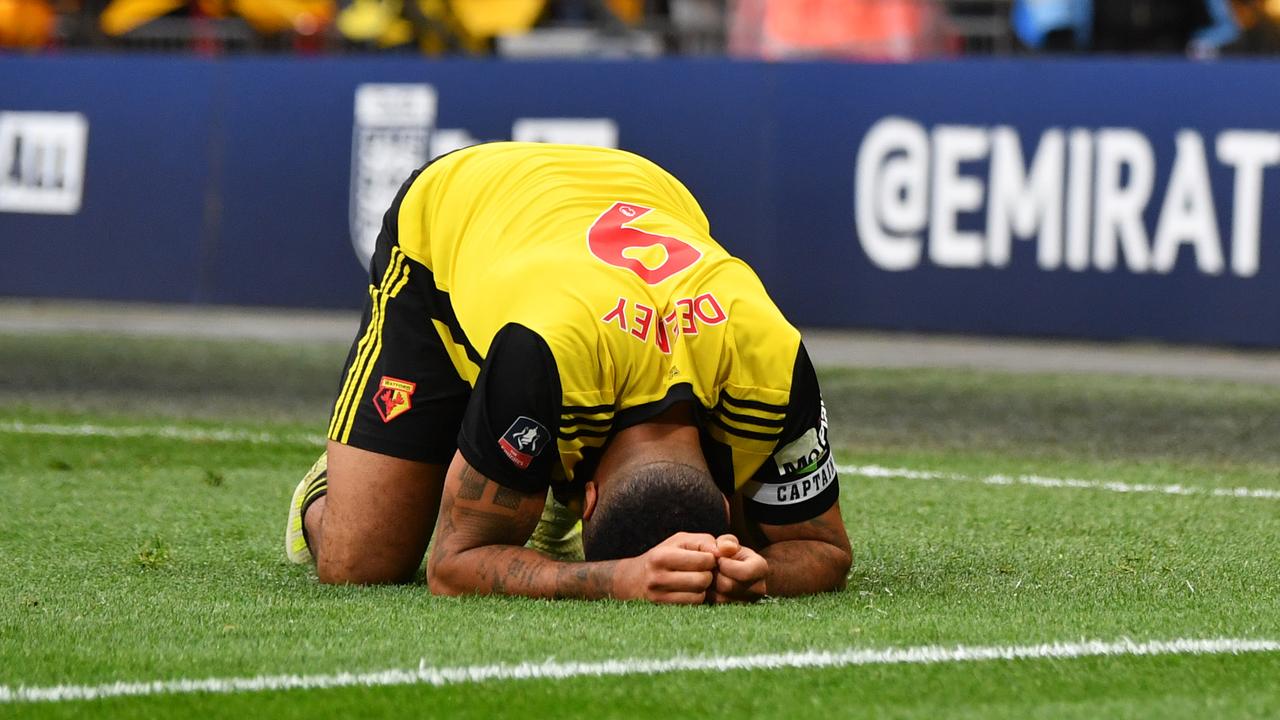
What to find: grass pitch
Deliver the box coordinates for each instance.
[1,331,1278,718]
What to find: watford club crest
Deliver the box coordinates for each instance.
[373,376,416,423]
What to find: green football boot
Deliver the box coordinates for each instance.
[285,452,329,564]
[526,490,583,561]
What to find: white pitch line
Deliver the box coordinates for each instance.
[0,421,325,447]
[1,637,1276,704]
[838,464,1280,501]
[2,421,1278,501]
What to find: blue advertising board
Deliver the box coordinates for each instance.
[1,56,1278,346]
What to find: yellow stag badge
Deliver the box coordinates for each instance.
[373,376,416,423]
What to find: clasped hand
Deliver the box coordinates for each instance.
[617,532,768,605]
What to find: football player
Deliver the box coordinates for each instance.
[286,142,850,603]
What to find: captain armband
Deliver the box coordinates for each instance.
[742,401,839,515]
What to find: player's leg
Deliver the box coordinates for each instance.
[306,442,443,584]
[292,279,468,583]
[285,165,471,583]
[296,260,469,582]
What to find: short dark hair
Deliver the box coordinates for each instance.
[582,461,729,561]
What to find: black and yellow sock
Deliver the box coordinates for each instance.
[297,453,329,550]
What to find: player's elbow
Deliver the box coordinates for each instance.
[424,551,468,596]
[822,532,853,591]
[829,547,852,591]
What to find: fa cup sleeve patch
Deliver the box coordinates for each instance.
[499,416,550,470]
[373,376,416,423]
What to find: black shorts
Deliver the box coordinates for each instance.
[325,169,478,465]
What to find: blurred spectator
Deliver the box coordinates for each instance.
[100,0,205,36]
[23,0,1280,56]
[336,0,546,53]
[1221,0,1280,53]
[0,0,55,47]
[1192,0,1242,54]
[335,0,414,47]
[99,0,333,45]
[450,0,547,52]
[1011,0,1090,51]
[234,0,334,35]
[1013,0,1249,54]
[729,0,953,60]
[452,0,545,37]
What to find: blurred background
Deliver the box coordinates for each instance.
[4,0,1280,57]
[4,0,1280,349]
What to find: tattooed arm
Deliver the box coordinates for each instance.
[426,452,719,603]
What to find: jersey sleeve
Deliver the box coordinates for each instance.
[739,343,839,525]
[457,323,562,494]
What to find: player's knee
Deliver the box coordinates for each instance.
[315,548,420,585]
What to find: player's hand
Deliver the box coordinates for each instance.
[711,534,768,604]
[617,532,718,604]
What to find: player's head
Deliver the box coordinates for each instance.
[581,460,729,561]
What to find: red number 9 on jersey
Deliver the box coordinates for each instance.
[587,202,702,285]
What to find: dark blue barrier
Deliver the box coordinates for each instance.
[2,55,1278,346]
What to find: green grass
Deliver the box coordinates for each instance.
[1,331,1278,718]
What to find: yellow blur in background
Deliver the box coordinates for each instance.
[100,0,335,37]
[0,0,647,50]
[0,0,55,47]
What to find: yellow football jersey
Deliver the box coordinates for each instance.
[334,142,837,524]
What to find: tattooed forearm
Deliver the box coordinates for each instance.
[553,558,618,600]
[428,457,626,600]
[434,543,621,600]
